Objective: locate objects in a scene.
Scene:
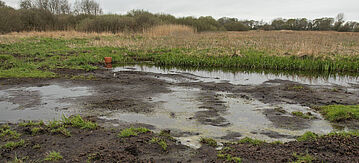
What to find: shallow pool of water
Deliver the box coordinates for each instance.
[0,84,92,123]
[114,65,358,86]
[101,85,333,148]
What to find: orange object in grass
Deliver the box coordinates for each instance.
[104,57,112,64]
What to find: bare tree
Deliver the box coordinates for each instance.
[35,0,50,11]
[59,0,71,14]
[334,13,345,31]
[74,0,102,15]
[0,0,6,7]
[20,0,34,9]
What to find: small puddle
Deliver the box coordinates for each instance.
[0,84,92,123]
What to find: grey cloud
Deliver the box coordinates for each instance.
[3,0,359,21]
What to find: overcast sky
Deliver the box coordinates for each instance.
[3,0,359,22]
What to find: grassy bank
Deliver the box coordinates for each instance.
[1,31,359,78]
[315,105,359,122]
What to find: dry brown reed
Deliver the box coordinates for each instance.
[2,30,359,58]
[144,24,196,37]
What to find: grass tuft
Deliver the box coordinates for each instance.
[199,137,217,147]
[31,127,44,135]
[117,127,150,138]
[19,121,45,127]
[292,153,315,163]
[50,126,71,137]
[238,137,265,145]
[62,115,97,130]
[1,139,25,150]
[292,111,315,119]
[0,128,21,140]
[44,151,63,161]
[296,131,318,142]
[217,154,242,163]
[159,130,176,141]
[149,137,168,151]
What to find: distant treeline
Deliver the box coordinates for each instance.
[1,0,359,34]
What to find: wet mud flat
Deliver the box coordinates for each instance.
[1,65,359,162]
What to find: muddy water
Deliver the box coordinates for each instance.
[0,65,357,148]
[0,84,92,122]
[102,65,355,148]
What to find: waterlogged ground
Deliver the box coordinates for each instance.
[1,65,359,149]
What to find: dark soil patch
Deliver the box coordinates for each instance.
[89,97,153,113]
[240,79,359,107]
[220,135,359,163]
[0,122,203,162]
[194,91,230,127]
[263,109,311,130]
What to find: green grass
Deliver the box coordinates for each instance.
[325,131,359,138]
[199,137,217,147]
[117,127,150,138]
[296,132,318,142]
[46,120,63,129]
[62,115,97,130]
[19,121,45,127]
[159,130,176,141]
[44,151,63,161]
[316,105,359,122]
[30,127,44,135]
[1,139,25,150]
[0,128,21,140]
[8,154,28,163]
[50,126,71,137]
[217,154,242,163]
[292,111,315,119]
[238,137,265,145]
[0,37,130,78]
[1,37,359,79]
[149,137,168,151]
[292,153,315,163]
[271,140,283,145]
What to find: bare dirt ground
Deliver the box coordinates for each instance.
[1,68,359,162]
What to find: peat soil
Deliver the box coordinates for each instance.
[1,67,359,162]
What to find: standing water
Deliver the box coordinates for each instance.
[101,65,358,148]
